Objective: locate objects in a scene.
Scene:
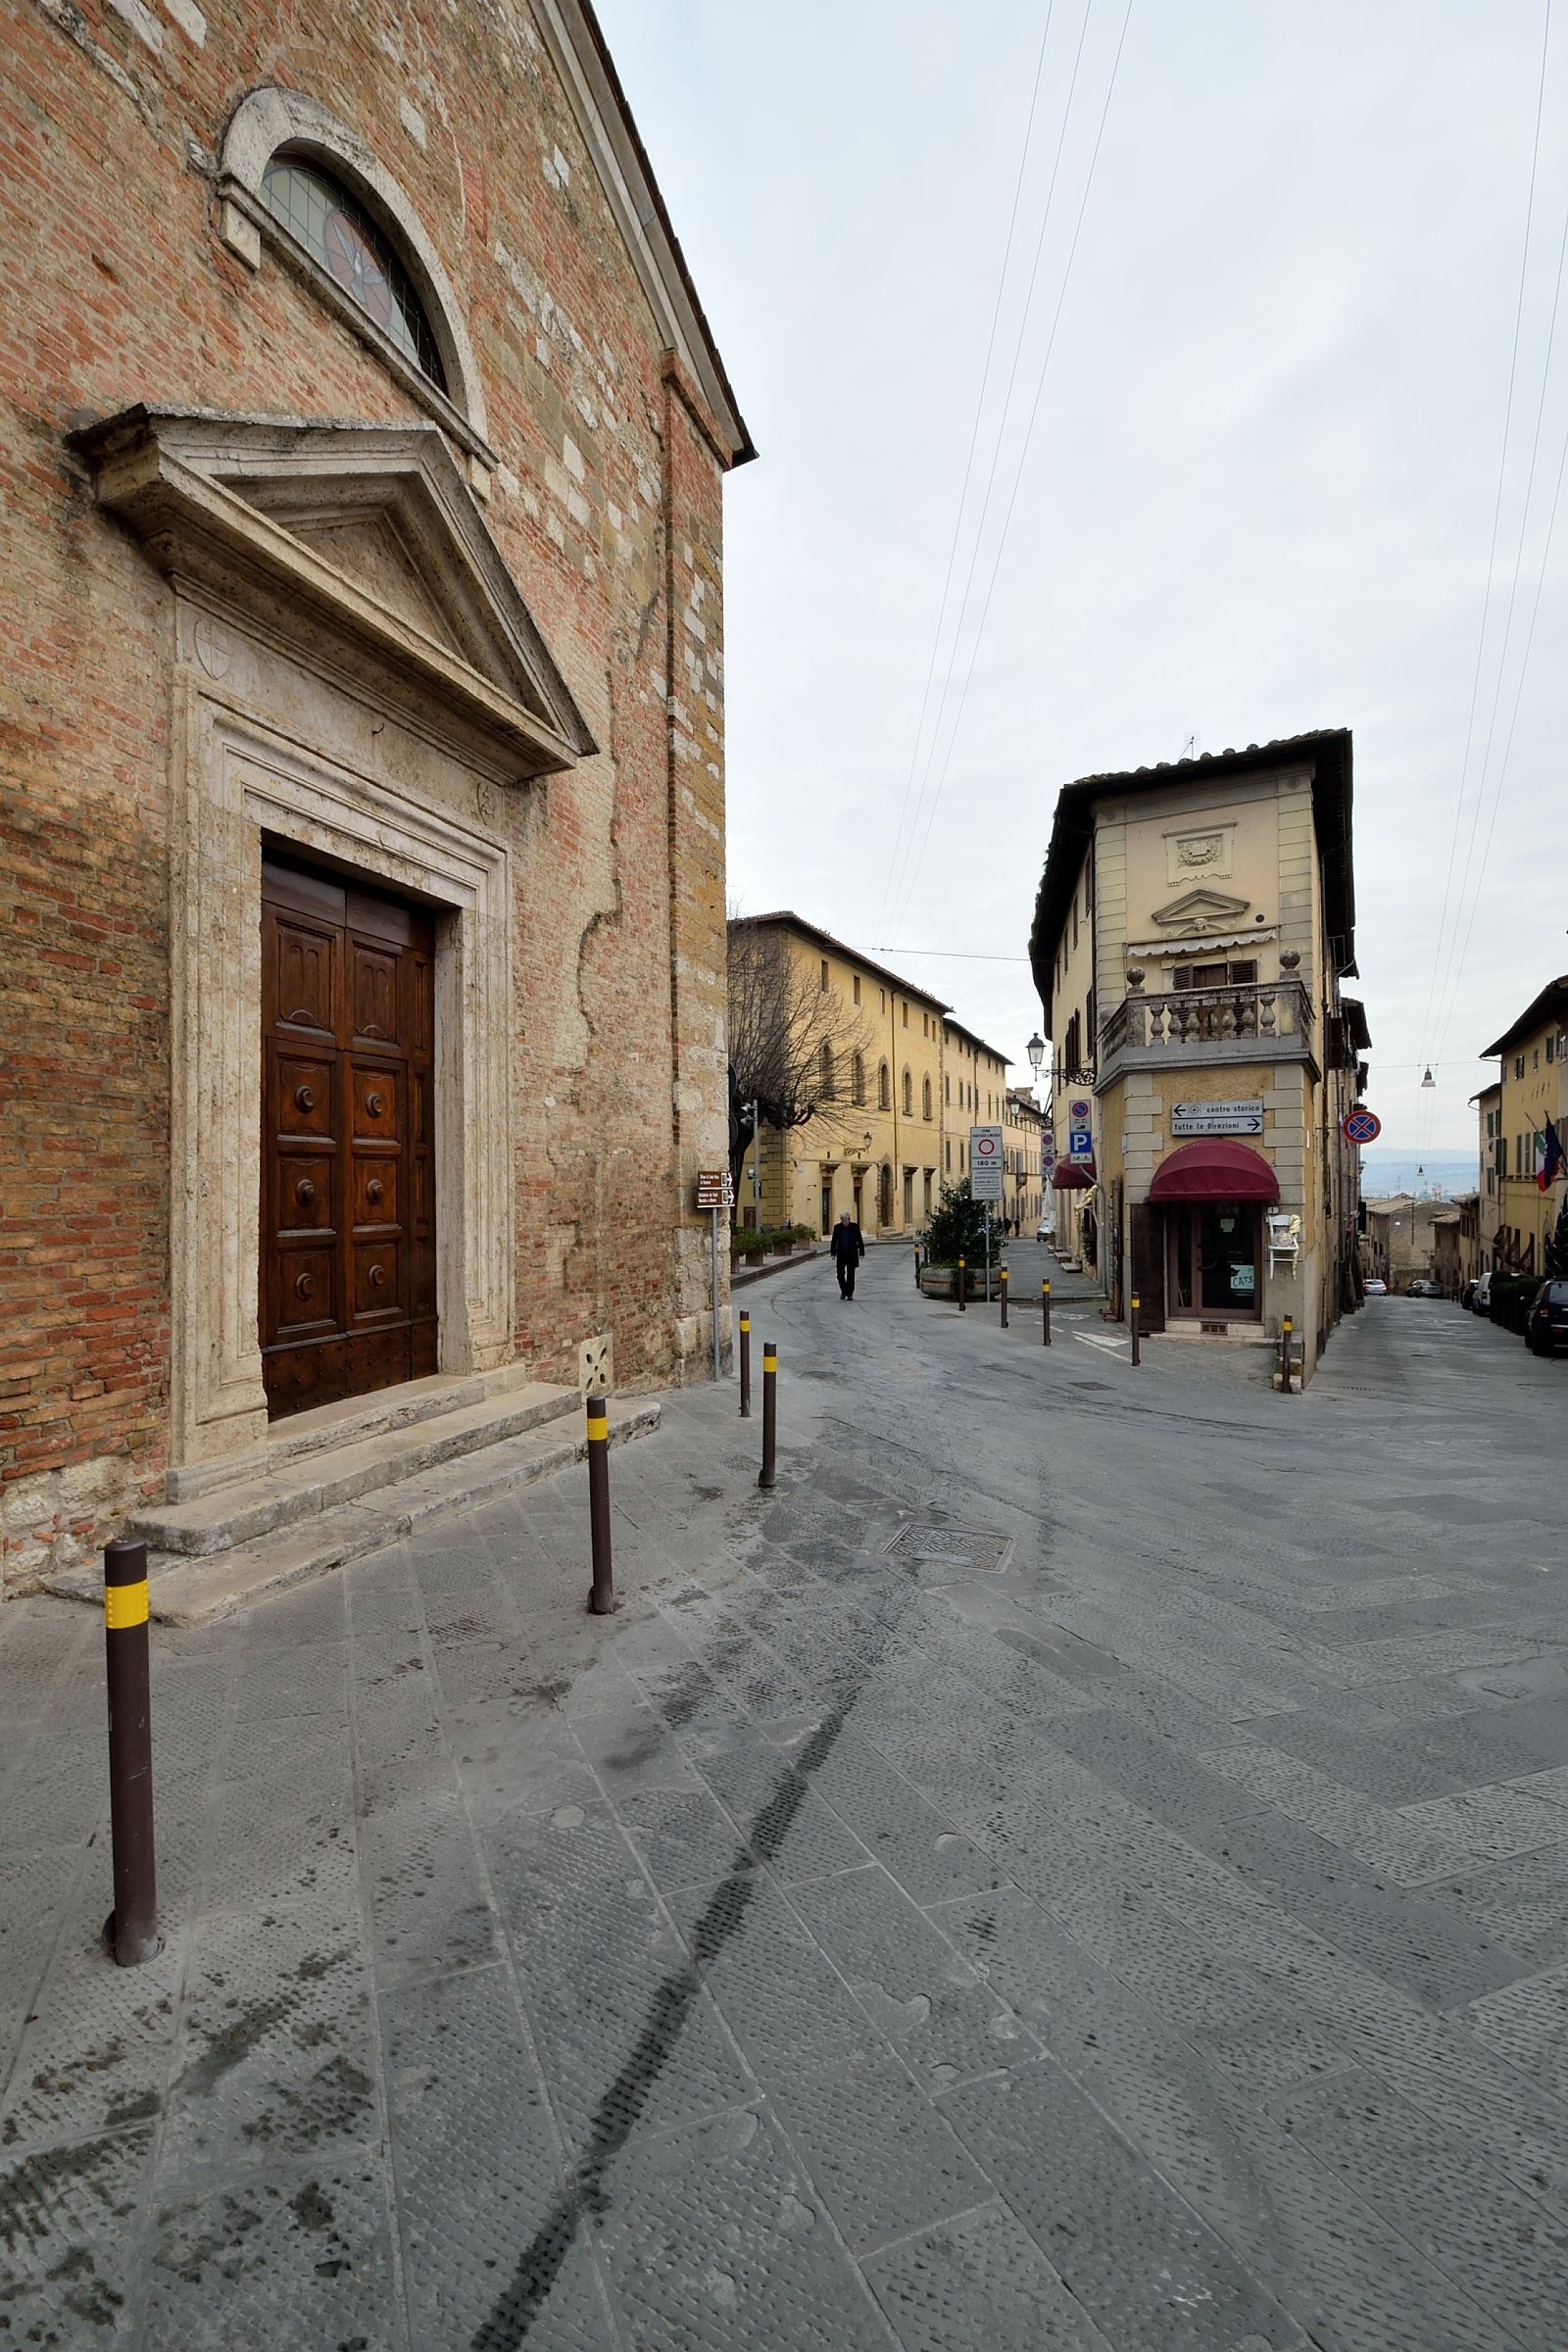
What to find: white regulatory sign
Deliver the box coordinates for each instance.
[969,1125,1004,1200]
[1170,1100,1264,1137]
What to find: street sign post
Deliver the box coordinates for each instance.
[970,1127,1003,1298]
[696,1170,733,1381]
[1067,1097,1094,1162]
[1342,1107,1381,1147]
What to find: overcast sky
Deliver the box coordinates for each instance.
[595,0,1568,1152]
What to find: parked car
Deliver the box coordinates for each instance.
[1473,1269,1494,1313]
[1036,1217,1055,1242]
[1406,1279,1445,1298]
[1526,1279,1568,1356]
[1459,1278,1478,1310]
[1363,1277,1388,1295]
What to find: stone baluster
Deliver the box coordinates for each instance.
[1126,967,1146,1048]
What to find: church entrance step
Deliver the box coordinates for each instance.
[128,1379,586,1559]
[45,1396,661,1627]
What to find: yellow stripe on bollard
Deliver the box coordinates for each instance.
[105,1579,149,1631]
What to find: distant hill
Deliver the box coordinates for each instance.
[1356,1148,1476,1198]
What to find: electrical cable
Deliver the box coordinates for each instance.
[871,4,1059,951]
[886,0,1135,948]
[1413,0,1553,1144]
[879,0,1098,948]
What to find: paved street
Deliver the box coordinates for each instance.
[4,1245,1567,2351]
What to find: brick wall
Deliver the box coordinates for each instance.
[0,0,740,1589]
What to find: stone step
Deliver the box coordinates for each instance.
[46,1396,662,1627]
[128,1381,582,1558]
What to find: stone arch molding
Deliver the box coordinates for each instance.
[219,87,491,463]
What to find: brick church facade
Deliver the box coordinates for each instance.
[1,0,752,1594]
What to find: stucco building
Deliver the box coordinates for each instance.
[1480,977,1568,1276]
[1029,733,1366,1380]
[1,2,751,1593]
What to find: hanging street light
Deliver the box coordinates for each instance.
[1421,1066,1436,1088]
[1026,1032,1046,1079]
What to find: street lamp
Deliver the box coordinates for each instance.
[1027,1032,1045,1082]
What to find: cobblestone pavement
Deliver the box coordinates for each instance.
[4,1243,1567,2350]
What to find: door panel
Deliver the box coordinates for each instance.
[261,849,437,1418]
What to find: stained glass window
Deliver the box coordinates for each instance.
[262,159,447,391]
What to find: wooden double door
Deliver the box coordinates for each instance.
[261,851,437,1418]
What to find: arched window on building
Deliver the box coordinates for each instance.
[819,1041,836,1100]
[921,1074,932,1121]
[903,1067,913,1118]
[262,157,448,387]
[878,1059,890,1111]
[852,1053,865,1106]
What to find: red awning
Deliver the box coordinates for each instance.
[1149,1139,1279,1202]
[1052,1161,1095,1192]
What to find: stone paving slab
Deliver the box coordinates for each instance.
[3,1254,1567,2347]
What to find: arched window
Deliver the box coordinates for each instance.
[818,1041,836,1100]
[903,1067,913,1118]
[922,1075,933,1121]
[263,158,447,387]
[878,1060,890,1111]
[852,1053,865,1106]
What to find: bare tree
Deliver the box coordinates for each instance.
[726,921,877,1200]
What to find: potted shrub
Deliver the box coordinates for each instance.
[919,1178,1004,1299]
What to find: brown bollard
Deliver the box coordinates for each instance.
[585,1395,617,1613]
[1000,1266,1008,1327]
[103,1537,158,1966]
[738,1311,752,1418]
[957,1256,966,1311]
[1280,1314,1294,1396]
[1042,1278,1052,1347]
[913,1244,921,1290]
[1130,1294,1141,1366]
[759,1343,777,1490]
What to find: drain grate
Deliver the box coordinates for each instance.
[886,1523,1014,1574]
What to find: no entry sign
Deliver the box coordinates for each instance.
[1342,1107,1381,1147]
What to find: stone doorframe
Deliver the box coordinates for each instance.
[170,682,514,1487]
[70,408,598,1496]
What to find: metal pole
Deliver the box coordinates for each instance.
[738,1310,751,1417]
[1280,1314,1294,1396]
[710,1203,720,1383]
[103,1537,157,1965]
[1000,1266,1008,1327]
[985,1206,991,1304]
[1130,1294,1141,1366]
[759,1343,777,1490]
[913,1243,920,1289]
[585,1395,616,1612]
[1042,1278,1052,1347]
[957,1256,966,1311]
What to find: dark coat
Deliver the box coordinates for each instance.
[830,1221,864,1263]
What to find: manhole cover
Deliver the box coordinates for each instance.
[886,1524,1013,1574]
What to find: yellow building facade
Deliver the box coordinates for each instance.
[735,916,947,1239]
[1481,977,1568,1275]
[1029,733,1366,1381]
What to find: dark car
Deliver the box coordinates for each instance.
[1406,1279,1445,1298]
[1525,1280,1568,1356]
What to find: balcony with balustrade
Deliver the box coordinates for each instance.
[1097,952,1317,1087]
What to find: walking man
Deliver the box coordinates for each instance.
[830,1208,864,1300]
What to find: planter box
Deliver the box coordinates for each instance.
[919,1264,1004,1301]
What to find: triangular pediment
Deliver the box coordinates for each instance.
[1150,889,1254,936]
[70,409,597,779]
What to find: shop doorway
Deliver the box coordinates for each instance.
[1168,1200,1259,1318]
[261,849,438,1416]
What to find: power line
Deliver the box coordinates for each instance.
[886,0,1135,948]
[879,0,1098,948]
[871,5,1059,950]
[1414,0,1554,1141]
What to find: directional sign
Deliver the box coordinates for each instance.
[695,1169,732,1209]
[1172,1099,1263,1137]
[1342,1107,1382,1147]
[969,1125,1004,1200]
